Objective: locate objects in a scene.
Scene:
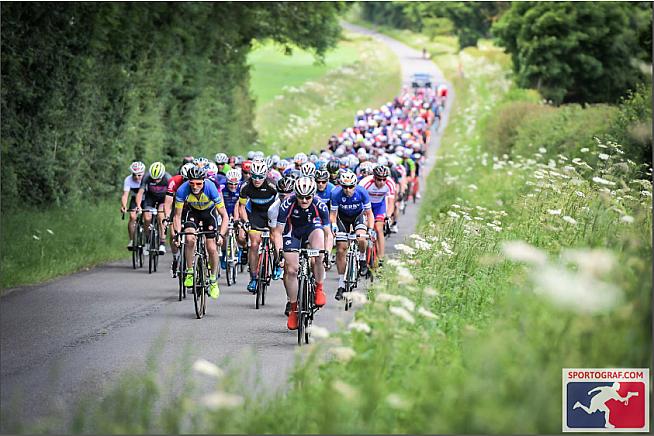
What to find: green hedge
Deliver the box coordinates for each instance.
[1,2,342,209]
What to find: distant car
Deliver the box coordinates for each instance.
[411,73,433,89]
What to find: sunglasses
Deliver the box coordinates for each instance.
[227,182,239,186]
[375,177,387,182]
[342,185,355,189]
[189,180,203,186]
[251,174,266,181]
[297,195,313,201]
[316,180,327,184]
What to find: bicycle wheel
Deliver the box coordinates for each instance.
[193,255,205,319]
[132,247,138,270]
[297,276,306,346]
[255,250,266,309]
[178,247,186,301]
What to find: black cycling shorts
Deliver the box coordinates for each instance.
[143,194,165,212]
[248,210,270,232]
[335,212,367,242]
[183,207,218,239]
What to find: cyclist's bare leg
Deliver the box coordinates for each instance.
[374,220,385,258]
[336,240,347,274]
[248,231,262,275]
[128,211,137,240]
[156,206,166,244]
[308,228,325,285]
[185,231,196,269]
[143,210,153,244]
[356,229,367,255]
[206,237,219,274]
[282,251,299,303]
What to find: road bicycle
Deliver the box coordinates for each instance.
[383,216,392,238]
[173,231,187,301]
[224,219,239,287]
[342,233,369,311]
[123,209,145,269]
[180,224,215,319]
[365,233,378,284]
[145,209,166,274]
[255,229,275,309]
[286,248,325,345]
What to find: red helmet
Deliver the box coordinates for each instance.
[241,160,252,172]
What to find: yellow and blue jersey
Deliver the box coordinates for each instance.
[175,180,224,211]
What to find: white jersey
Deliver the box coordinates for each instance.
[123,175,141,193]
[268,197,282,228]
[358,175,396,204]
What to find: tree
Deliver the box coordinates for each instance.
[493,2,651,104]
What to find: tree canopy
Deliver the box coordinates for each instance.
[492,2,652,104]
[1,2,343,208]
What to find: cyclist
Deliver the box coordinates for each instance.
[359,164,395,263]
[120,161,146,251]
[330,171,375,301]
[315,169,335,270]
[241,160,252,183]
[173,165,228,299]
[219,169,248,270]
[273,177,330,330]
[135,162,172,255]
[300,161,316,178]
[238,160,277,293]
[164,162,195,276]
[326,159,340,185]
[214,153,231,176]
[293,152,308,170]
[268,177,295,314]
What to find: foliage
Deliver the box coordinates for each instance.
[608,82,653,169]
[1,2,343,209]
[493,1,652,104]
[359,1,509,49]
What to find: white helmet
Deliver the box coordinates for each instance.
[271,154,280,164]
[339,171,358,187]
[250,160,268,177]
[130,161,146,175]
[253,151,265,159]
[348,155,360,167]
[180,162,195,179]
[206,162,218,177]
[294,176,317,197]
[300,162,316,178]
[378,156,389,166]
[247,151,255,159]
[226,169,241,184]
[277,159,290,170]
[214,153,228,164]
[294,152,308,165]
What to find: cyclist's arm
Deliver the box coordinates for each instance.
[163,195,174,219]
[120,190,129,211]
[173,203,183,236]
[135,188,145,210]
[216,205,228,240]
[366,209,375,230]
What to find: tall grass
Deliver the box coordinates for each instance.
[1,199,128,291]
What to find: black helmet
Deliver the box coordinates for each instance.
[315,169,330,182]
[326,160,340,174]
[373,164,390,178]
[277,177,294,193]
[187,165,207,180]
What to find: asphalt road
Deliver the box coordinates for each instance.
[0,22,451,432]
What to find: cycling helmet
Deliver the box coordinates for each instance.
[359,163,374,178]
[193,157,209,168]
[339,171,358,187]
[412,152,422,161]
[226,169,241,184]
[300,162,316,178]
[348,155,360,167]
[214,153,228,164]
[277,177,294,194]
[149,162,166,179]
[294,152,308,165]
[308,154,319,164]
[180,162,195,179]
[271,154,280,165]
[334,147,345,157]
[250,160,268,176]
[320,151,331,160]
[206,162,218,177]
[181,156,194,166]
[403,149,413,158]
[294,176,317,197]
[315,169,330,182]
[241,160,252,172]
[276,159,290,170]
[187,165,207,180]
[286,169,302,181]
[247,151,255,159]
[326,160,340,174]
[339,157,350,169]
[378,156,389,166]
[265,156,274,169]
[233,156,243,166]
[130,161,146,175]
[373,164,390,178]
[253,151,265,159]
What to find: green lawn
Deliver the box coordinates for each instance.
[248,40,360,105]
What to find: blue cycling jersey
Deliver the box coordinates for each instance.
[210,173,227,192]
[276,195,330,234]
[316,182,335,204]
[221,183,241,216]
[330,185,371,217]
[175,180,224,211]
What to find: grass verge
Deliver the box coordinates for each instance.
[254,31,401,156]
[1,199,128,291]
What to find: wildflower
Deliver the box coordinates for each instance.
[192,359,224,378]
[414,240,432,250]
[386,258,403,267]
[32,235,40,240]
[562,216,577,225]
[580,148,589,153]
[200,392,244,410]
[538,147,547,153]
[330,346,356,362]
[307,325,330,339]
[641,190,652,197]
[468,184,478,191]
[348,321,372,334]
[547,209,562,215]
[501,240,547,265]
[396,266,416,285]
[46,229,54,235]
[561,249,615,278]
[575,191,585,198]
[621,215,634,223]
[417,306,439,319]
[347,291,368,305]
[598,153,610,160]
[394,244,415,255]
[447,211,460,219]
[592,177,616,186]
[332,380,358,400]
[409,233,426,240]
[386,393,411,410]
[389,306,415,324]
